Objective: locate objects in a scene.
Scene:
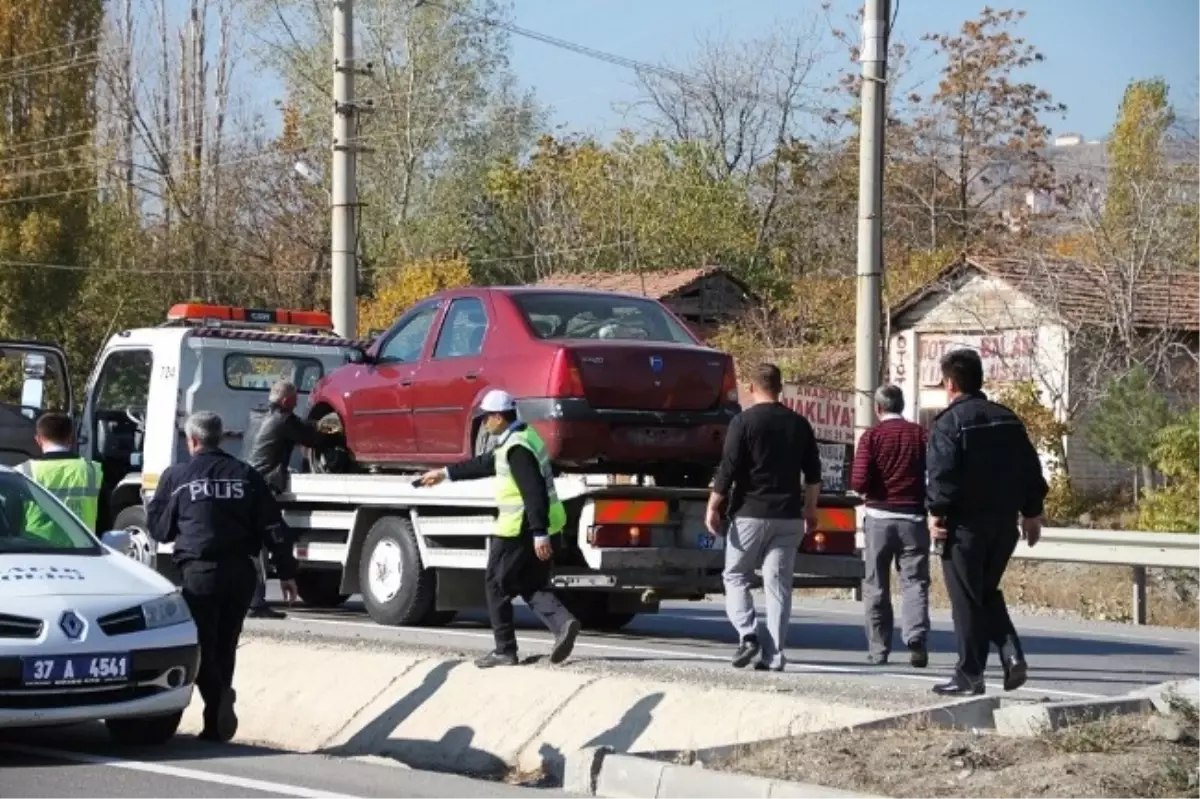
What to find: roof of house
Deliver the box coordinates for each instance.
[891,255,1200,332]
[534,266,753,301]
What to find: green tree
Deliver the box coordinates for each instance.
[0,0,104,339]
[1086,366,1172,495]
[1104,79,1175,232]
[1137,407,1199,533]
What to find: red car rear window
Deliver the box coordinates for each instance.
[513,293,694,344]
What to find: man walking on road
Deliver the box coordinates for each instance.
[147,411,299,741]
[706,363,822,672]
[417,389,580,669]
[851,385,930,668]
[927,349,1048,696]
[244,379,344,619]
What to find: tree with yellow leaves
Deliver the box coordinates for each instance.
[358,256,473,335]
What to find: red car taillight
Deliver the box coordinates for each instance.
[801,507,858,555]
[721,360,738,404]
[548,348,585,398]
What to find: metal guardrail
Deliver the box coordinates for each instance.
[854,526,1199,625]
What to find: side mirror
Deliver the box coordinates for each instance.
[347,348,371,365]
[100,529,133,555]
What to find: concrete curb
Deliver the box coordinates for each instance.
[180,636,890,779]
[564,749,876,799]
[993,696,1154,737]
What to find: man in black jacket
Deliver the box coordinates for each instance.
[244,379,343,618]
[927,349,1048,696]
[147,411,298,742]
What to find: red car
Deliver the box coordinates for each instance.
[306,287,740,485]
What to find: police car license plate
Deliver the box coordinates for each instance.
[21,653,131,687]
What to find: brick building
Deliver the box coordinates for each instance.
[887,256,1199,493]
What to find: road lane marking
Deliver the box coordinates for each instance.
[285,615,1104,699]
[0,743,356,798]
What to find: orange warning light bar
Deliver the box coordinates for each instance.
[815,507,856,533]
[594,498,670,526]
[167,303,334,330]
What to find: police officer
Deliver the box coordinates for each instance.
[244,379,344,619]
[927,349,1048,696]
[146,411,299,742]
[17,412,102,542]
[417,390,581,669]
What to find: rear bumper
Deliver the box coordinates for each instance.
[554,548,863,594]
[517,397,737,471]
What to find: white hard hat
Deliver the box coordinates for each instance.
[479,389,516,414]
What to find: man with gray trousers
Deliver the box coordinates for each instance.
[851,385,930,667]
[706,363,823,672]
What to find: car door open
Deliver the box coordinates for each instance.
[0,341,74,467]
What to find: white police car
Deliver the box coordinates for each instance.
[0,465,198,744]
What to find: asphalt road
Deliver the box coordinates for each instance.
[0,725,565,798]
[265,591,1200,703]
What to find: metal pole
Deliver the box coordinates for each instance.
[1132,565,1147,625]
[853,0,889,444]
[331,0,358,338]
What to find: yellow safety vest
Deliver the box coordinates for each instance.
[493,425,566,538]
[17,457,103,543]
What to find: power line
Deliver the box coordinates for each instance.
[0,32,108,69]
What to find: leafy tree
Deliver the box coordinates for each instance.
[0,0,104,339]
[358,256,472,335]
[1104,79,1175,232]
[1137,407,1199,533]
[1086,366,1172,495]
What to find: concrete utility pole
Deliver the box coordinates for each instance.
[331,0,358,338]
[853,0,889,442]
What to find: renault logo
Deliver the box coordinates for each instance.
[59,610,84,640]
[649,355,664,373]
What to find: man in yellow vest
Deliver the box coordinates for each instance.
[16,412,103,545]
[418,389,581,669]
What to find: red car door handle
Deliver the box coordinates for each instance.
[400,378,413,387]
[465,371,479,380]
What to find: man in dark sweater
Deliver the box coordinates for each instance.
[707,363,823,672]
[850,385,930,667]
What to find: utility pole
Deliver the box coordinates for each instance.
[330,0,359,338]
[854,0,889,442]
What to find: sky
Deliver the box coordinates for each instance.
[504,0,1200,141]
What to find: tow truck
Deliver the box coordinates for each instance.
[0,303,863,631]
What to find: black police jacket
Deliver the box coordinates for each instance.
[245,404,343,493]
[925,391,1049,522]
[145,447,298,579]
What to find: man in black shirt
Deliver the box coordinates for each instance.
[707,363,823,671]
[927,349,1047,696]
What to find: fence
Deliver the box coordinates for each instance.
[854,526,1200,625]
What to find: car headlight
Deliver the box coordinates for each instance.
[141,592,192,629]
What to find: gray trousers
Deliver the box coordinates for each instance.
[723,517,803,668]
[862,514,931,656]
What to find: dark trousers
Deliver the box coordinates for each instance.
[941,515,1024,682]
[485,534,573,655]
[180,558,257,720]
[249,549,268,609]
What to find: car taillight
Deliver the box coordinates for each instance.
[721,360,738,404]
[801,507,858,555]
[548,348,585,398]
[587,524,651,547]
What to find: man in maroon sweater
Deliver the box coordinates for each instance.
[850,384,930,667]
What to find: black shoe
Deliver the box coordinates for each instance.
[200,689,238,742]
[474,651,519,669]
[932,677,985,697]
[753,661,784,673]
[247,606,286,620]
[732,637,760,668]
[907,639,928,669]
[1002,656,1028,691]
[550,619,581,665]
[867,652,889,665]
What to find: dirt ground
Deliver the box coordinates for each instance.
[711,711,1200,798]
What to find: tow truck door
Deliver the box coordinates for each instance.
[0,340,74,466]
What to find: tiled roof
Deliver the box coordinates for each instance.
[893,256,1200,332]
[534,266,734,299]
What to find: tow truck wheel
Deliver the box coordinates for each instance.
[105,711,183,745]
[359,515,437,626]
[295,571,349,608]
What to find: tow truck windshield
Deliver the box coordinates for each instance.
[0,471,101,554]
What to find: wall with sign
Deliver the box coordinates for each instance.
[737,384,855,493]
